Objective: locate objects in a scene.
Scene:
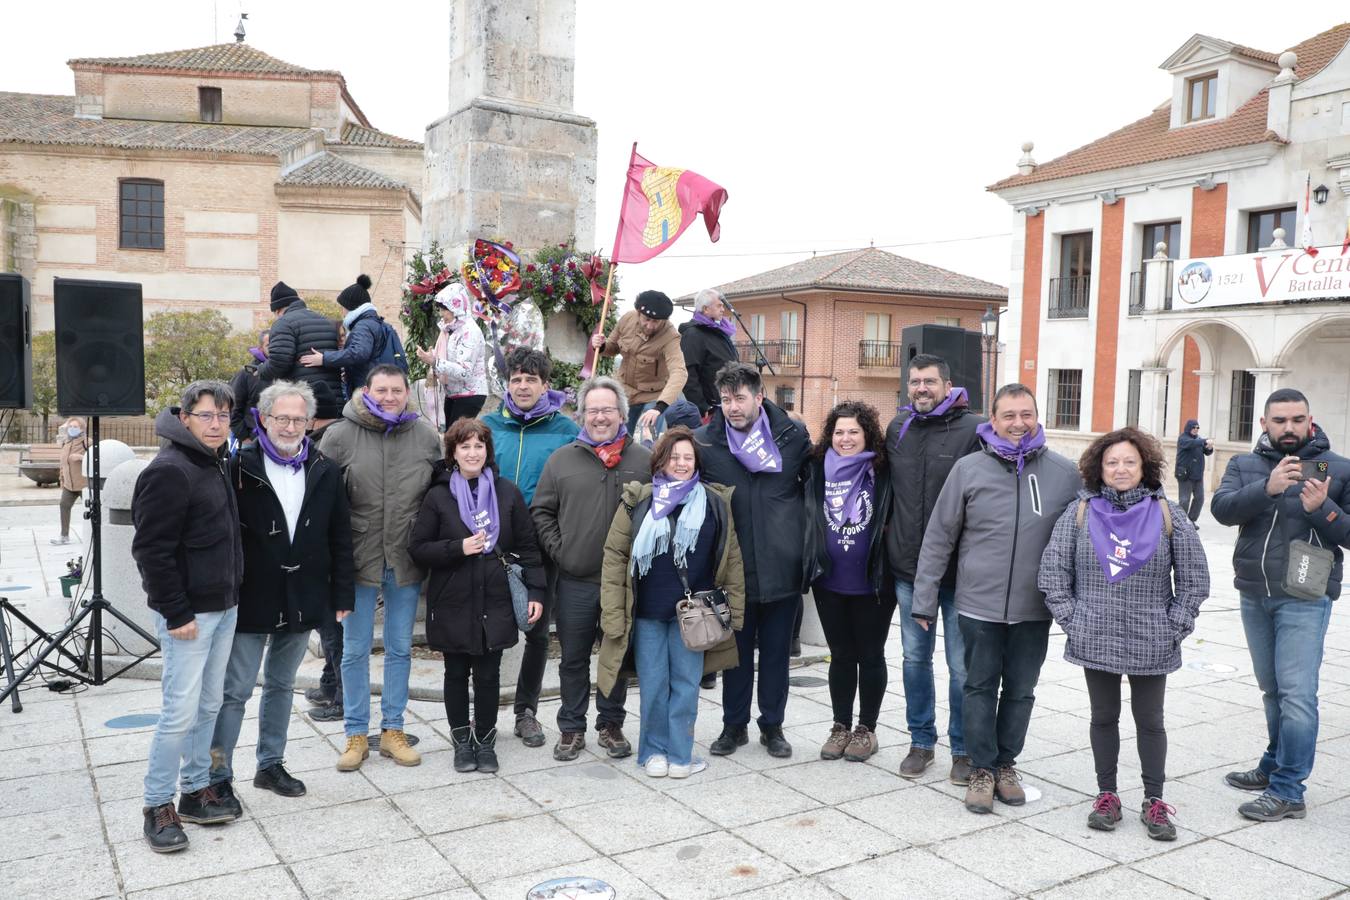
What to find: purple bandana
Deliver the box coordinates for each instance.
[895,387,968,445]
[505,389,566,423]
[824,449,876,527]
[976,421,1045,474]
[651,471,701,520]
[361,391,419,434]
[575,424,628,449]
[250,410,308,471]
[1085,490,1162,583]
[693,311,735,338]
[249,346,267,364]
[726,409,782,473]
[450,467,500,553]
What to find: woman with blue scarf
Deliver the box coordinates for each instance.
[596,426,746,778]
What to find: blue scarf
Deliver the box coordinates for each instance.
[631,480,708,577]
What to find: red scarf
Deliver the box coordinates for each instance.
[592,435,627,469]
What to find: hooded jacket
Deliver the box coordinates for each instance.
[601,309,688,411]
[912,438,1081,623]
[678,319,738,413]
[484,405,580,504]
[1211,425,1350,600]
[430,318,489,400]
[131,408,244,629]
[1174,419,1213,482]
[321,304,386,396]
[315,389,443,586]
[256,301,344,402]
[802,457,892,595]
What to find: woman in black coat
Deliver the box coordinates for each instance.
[408,418,544,774]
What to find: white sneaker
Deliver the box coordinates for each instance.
[643,755,669,778]
[49,536,72,545]
[667,758,707,779]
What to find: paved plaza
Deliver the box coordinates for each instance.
[1,482,1349,898]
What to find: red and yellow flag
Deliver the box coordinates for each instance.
[612,146,727,264]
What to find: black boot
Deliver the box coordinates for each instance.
[474,728,499,774]
[451,726,477,773]
[177,785,238,824]
[253,763,306,798]
[760,724,793,758]
[143,803,189,853]
[710,725,749,756]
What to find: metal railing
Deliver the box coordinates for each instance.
[734,339,801,368]
[1128,267,1174,315]
[858,340,903,368]
[1048,275,1091,318]
[0,417,160,446]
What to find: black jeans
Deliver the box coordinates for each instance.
[555,576,627,733]
[959,616,1050,772]
[1083,667,1168,798]
[316,616,344,706]
[813,587,896,729]
[443,650,503,739]
[723,596,796,729]
[444,395,487,429]
[1177,478,1204,523]
[514,558,557,717]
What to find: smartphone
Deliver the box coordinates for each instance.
[1300,460,1329,482]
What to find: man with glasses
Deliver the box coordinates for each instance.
[206,381,354,812]
[590,290,687,439]
[532,376,652,761]
[132,381,244,853]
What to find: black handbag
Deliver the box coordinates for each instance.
[496,550,534,632]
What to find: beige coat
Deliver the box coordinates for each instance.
[601,310,688,408]
[58,436,88,492]
[596,481,745,698]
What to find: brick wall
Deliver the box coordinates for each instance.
[1020,214,1045,390]
[1092,198,1125,431]
[1182,184,1228,429]
[100,71,314,128]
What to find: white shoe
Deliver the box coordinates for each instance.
[667,758,707,779]
[643,755,669,778]
[49,536,72,545]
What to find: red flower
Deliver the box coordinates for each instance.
[551,264,561,273]
[544,285,555,295]
[565,291,576,301]
[526,264,536,273]
[523,281,534,290]
[504,241,514,250]
[567,261,577,271]
[558,242,567,249]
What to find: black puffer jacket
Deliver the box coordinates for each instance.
[230,443,355,634]
[803,457,892,594]
[131,409,243,629]
[256,301,344,401]
[1175,419,1212,481]
[321,307,385,397]
[228,361,262,442]
[678,320,738,413]
[409,466,547,655]
[884,401,985,583]
[1211,426,1350,601]
[695,400,811,603]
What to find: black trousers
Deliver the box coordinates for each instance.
[556,576,627,733]
[959,616,1050,772]
[1177,478,1204,523]
[813,587,896,729]
[444,649,503,739]
[722,596,796,729]
[444,395,486,429]
[514,558,556,717]
[1083,667,1168,798]
[316,616,343,705]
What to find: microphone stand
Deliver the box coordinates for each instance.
[723,302,777,377]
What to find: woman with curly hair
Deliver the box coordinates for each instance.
[1038,427,1209,841]
[802,401,893,762]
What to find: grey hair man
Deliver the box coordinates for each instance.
[679,288,738,415]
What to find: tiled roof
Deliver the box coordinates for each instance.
[0,91,316,154]
[989,23,1350,191]
[335,123,421,149]
[702,248,1008,302]
[68,43,338,77]
[278,152,407,191]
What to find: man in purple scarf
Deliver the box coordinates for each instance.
[678,288,739,416]
[229,331,270,443]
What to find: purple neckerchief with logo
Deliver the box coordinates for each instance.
[693,311,735,338]
[1085,486,1162,583]
[505,389,566,423]
[976,421,1045,474]
[726,408,782,473]
[250,411,308,471]
[361,391,419,434]
[249,346,267,364]
[824,449,876,527]
[895,387,968,445]
[651,471,701,520]
[450,467,500,553]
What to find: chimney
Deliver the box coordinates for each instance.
[234,13,248,43]
[1017,142,1037,176]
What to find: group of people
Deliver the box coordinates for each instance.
[126,282,1350,858]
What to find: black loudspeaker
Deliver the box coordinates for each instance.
[54,277,146,416]
[0,273,33,409]
[901,324,984,412]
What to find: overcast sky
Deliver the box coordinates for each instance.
[1,2,1329,302]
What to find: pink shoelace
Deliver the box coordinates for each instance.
[1092,791,1120,814]
[1143,798,1177,824]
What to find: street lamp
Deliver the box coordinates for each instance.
[1314,183,1330,205]
[980,305,1000,415]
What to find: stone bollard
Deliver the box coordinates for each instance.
[798,588,829,647]
[100,457,156,655]
[81,439,135,492]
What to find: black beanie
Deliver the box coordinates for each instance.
[337,274,373,311]
[635,289,673,320]
[269,281,300,311]
[311,381,342,421]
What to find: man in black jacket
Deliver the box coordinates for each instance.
[208,381,355,807]
[1175,418,1213,523]
[885,353,984,783]
[695,362,811,758]
[132,381,244,853]
[228,331,268,443]
[256,281,344,402]
[1212,388,1350,822]
[679,287,739,415]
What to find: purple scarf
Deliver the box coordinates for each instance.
[450,468,500,553]
[976,421,1045,474]
[693,311,735,338]
[651,471,701,520]
[726,408,782,473]
[249,410,308,471]
[249,346,267,364]
[824,449,876,527]
[895,387,968,445]
[1085,488,1162,583]
[361,391,419,434]
[575,424,628,448]
[505,389,566,423]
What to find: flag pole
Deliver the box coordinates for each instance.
[581,141,638,379]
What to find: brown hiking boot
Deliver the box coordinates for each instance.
[843,724,879,762]
[336,734,369,772]
[965,768,995,814]
[379,729,422,767]
[899,745,935,778]
[596,723,632,759]
[820,722,851,760]
[554,731,586,761]
[514,712,545,748]
[994,765,1025,805]
[949,755,973,785]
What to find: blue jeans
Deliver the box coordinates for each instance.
[634,617,704,766]
[143,607,238,807]
[209,630,312,784]
[1240,593,1333,802]
[896,579,966,754]
[342,566,421,737]
[626,402,667,444]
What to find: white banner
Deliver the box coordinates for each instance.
[1173,244,1350,309]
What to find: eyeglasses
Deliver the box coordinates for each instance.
[583,407,620,418]
[185,412,230,424]
[908,378,941,388]
[265,415,311,428]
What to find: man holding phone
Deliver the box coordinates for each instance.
[1212,388,1350,822]
[1175,419,1214,523]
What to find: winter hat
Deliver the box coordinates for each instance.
[337,274,373,311]
[435,283,474,319]
[311,381,342,421]
[635,290,673,320]
[269,281,301,311]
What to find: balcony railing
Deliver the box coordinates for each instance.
[1128,267,1174,316]
[1048,275,1091,318]
[858,340,902,368]
[734,339,801,368]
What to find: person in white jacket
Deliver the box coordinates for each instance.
[416,284,489,431]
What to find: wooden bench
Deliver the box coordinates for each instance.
[18,444,63,486]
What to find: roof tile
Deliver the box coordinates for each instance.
[703,248,1007,301]
[335,123,421,149]
[68,43,337,77]
[278,152,406,191]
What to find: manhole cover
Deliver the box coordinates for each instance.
[788,675,828,687]
[105,714,159,729]
[1186,661,1238,674]
[367,731,420,749]
[526,876,616,899]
